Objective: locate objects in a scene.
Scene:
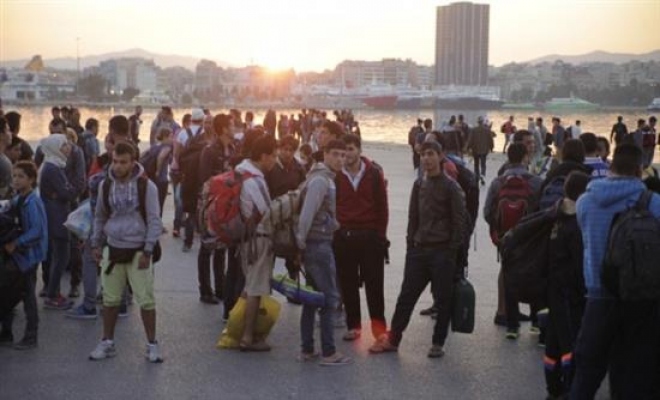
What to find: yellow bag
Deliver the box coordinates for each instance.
[216,296,281,349]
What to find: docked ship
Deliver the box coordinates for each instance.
[432,85,504,110]
[647,97,660,112]
[543,96,599,110]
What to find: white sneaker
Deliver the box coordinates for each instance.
[145,342,163,363]
[89,340,116,361]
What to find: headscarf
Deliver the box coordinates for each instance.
[40,134,68,168]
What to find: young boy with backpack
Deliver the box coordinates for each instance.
[571,143,660,398]
[484,143,542,338]
[543,171,590,399]
[89,142,163,363]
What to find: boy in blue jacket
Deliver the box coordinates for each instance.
[1,161,48,349]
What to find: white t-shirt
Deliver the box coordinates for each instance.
[176,124,202,145]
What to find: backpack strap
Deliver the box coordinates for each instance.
[636,190,653,211]
[102,176,147,223]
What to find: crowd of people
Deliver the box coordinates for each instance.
[0,102,659,397]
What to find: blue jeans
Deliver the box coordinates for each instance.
[173,182,183,231]
[389,246,457,346]
[570,298,660,400]
[301,240,341,357]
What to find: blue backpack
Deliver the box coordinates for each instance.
[539,176,566,210]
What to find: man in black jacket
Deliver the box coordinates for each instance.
[196,114,235,304]
[370,140,467,358]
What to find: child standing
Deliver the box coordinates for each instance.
[1,161,48,349]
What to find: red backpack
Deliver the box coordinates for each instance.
[490,174,533,247]
[198,170,266,245]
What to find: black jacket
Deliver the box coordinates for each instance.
[266,157,306,198]
[541,160,592,192]
[407,173,467,250]
[548,201,585,305]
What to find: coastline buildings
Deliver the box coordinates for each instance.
[334,59,433,89]
[435,2,490,86]
[97,58,159,94]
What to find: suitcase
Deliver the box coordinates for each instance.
[451,277,475,334]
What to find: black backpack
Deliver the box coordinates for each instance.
[453,162,479,234]
[102,176,162,263]
[602,190,660,300]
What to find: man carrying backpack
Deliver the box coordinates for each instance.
[370,140,468,359]
[196,114,235,305]
[484,143,542,338]
[89,142,163,363]
[570,143,660,399]
[333,134,389,344]
[234,135,277,352]
[538,139,592,211]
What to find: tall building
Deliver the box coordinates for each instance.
[435,2,489,86]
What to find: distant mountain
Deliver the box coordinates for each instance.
[1,48,231,71]
[526,50,660,65]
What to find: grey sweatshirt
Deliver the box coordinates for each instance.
[91,163,162,252]
[296,162,340,250]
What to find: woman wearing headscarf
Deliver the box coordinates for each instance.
[38,134,76,309]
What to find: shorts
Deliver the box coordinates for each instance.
[240,236,274,297]
[100,247,155,310]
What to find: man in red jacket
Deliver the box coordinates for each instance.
[333,134,389,344]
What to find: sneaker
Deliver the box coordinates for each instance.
[368,334,398,354]
[493,314,507,326]
[89,340,117,360]
[530,325,541,334]
[145,342,164,363]
[319,352,352,366]
[182,244,192,253]
[13,337,37,350]
[65,304,98,320]
[44,296,73,310]
[419,306,438,317]
[342,329,361,342]
[68,286,80,298]
[118,305,129,318]
[296,351,320,363]
[505,328,520,340]
[427,345,445,358]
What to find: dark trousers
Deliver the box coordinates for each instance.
[570,298,660,400]
[389,247,456,346]
[1,269,38,340]
[473,153,487,179]
[45,238,71,298]
[504,272,540,329]
[69,240,82,288]
[222,247,244,320]
[412,149,420,170]
[197,245,225,298]
[544,288,585,397]
[184,211,196,247]
[156,181,168,218]
[333,231,386,338]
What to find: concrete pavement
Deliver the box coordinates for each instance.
[0,142,609,400]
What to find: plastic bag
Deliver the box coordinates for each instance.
[64,200,92,240]
[271,273,325,307]
[216,296,281,349]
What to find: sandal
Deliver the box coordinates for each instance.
[239,340,271,352]
[342,329,361,342]
[296,351,320,362]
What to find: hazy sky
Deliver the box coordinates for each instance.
[1,0,659,71]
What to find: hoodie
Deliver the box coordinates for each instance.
[296,162,340,249]
[576,177,660,298]
[91,163,162,252]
